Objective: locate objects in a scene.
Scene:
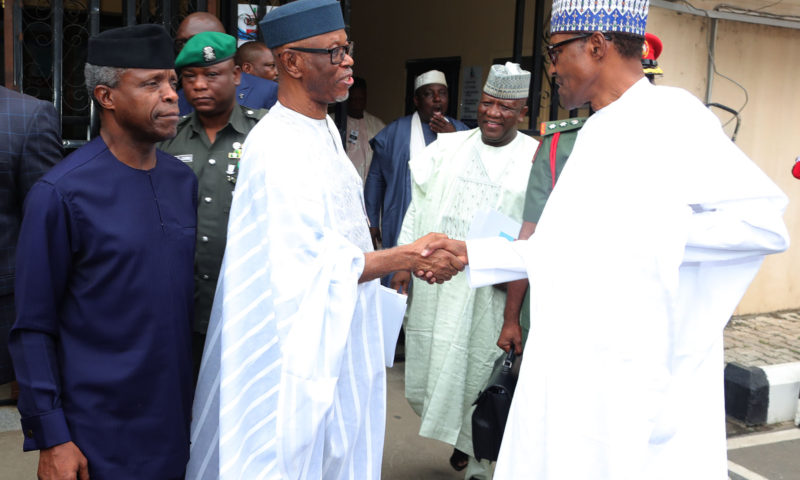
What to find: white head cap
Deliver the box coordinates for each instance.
[414,70,447,91]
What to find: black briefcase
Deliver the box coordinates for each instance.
[471,349,519,462]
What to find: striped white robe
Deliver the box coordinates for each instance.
[187,102,386,480]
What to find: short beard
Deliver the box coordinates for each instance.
[335,91,350,103]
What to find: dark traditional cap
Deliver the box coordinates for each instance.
[175,32,236,69]
[88,24,174,69]
[260,0,345,49]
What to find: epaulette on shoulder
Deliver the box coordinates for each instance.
[178,114,192,125]
[539,117,587,136]
[242,106,269,121]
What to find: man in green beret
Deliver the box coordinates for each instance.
[159,31,267,377]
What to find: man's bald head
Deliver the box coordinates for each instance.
[175,12,225,53]
[235,41,278,81]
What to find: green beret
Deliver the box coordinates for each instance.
[175,31,236,69]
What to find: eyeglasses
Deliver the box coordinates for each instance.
[546,32,611,65]
[287,41,354,65]
[546,33,593,65]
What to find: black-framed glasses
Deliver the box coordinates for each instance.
[287,41,354,65]
[546,32,612,66]
[546,33,593,65]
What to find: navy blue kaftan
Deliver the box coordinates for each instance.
[10,136,197,479]
[364,114,468,251]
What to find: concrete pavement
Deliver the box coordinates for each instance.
[724,310,800,366]
[0,364,467,480]
[723,310,800,426]
[727,426,800,480]
[1,309,798,478]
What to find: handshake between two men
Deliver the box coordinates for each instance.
[360,233,469,288]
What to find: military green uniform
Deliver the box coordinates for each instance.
[519,117,586,343]
[522,117,586,223]
[158,104,267,334]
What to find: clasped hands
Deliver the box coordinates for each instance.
[391,233,468,293]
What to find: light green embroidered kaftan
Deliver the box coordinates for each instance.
[398,128,537,459]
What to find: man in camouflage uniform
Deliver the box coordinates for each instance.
[159,31,267,375]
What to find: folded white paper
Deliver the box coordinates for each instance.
[378,285,408,367]
[466,208,521,241]
[465,209,522,286]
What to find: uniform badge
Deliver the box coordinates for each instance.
[226,163,238,185]
[202,46,216,62]
[228,142,243,160]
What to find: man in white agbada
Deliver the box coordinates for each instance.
[185,1,464,479]
[421,1,790,478]
[345,77,386,183]
[392,63,537,479]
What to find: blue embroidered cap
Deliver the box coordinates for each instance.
[260,0,345,49]
[550,0,649,37]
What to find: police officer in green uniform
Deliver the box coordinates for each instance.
[498,33,665,355]
[159,31,267,375]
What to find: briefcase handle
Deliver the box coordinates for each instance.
[502,350,515,371]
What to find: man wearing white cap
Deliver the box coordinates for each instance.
[392,63,537,479]
[421,1,789,478]
[186,1,465,479]
[364,70,468,267]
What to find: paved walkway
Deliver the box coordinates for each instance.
[724,310,800,367]
[0,309,797,478]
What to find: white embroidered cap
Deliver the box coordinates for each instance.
[414,70,447,91]
[483,62,531,100]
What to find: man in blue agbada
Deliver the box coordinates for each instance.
[364,71,469,262]
[10,24,197,480]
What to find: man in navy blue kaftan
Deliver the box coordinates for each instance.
[364,71,468,285]
[9,24,197,480]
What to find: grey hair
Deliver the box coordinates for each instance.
[84,63,126,108]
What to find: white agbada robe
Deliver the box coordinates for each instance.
[467,79,789,479]
[397,129,537,455]
[186,102,386,480]
[346,111,386,182]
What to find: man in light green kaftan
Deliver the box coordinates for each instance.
[393,63,538,479]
